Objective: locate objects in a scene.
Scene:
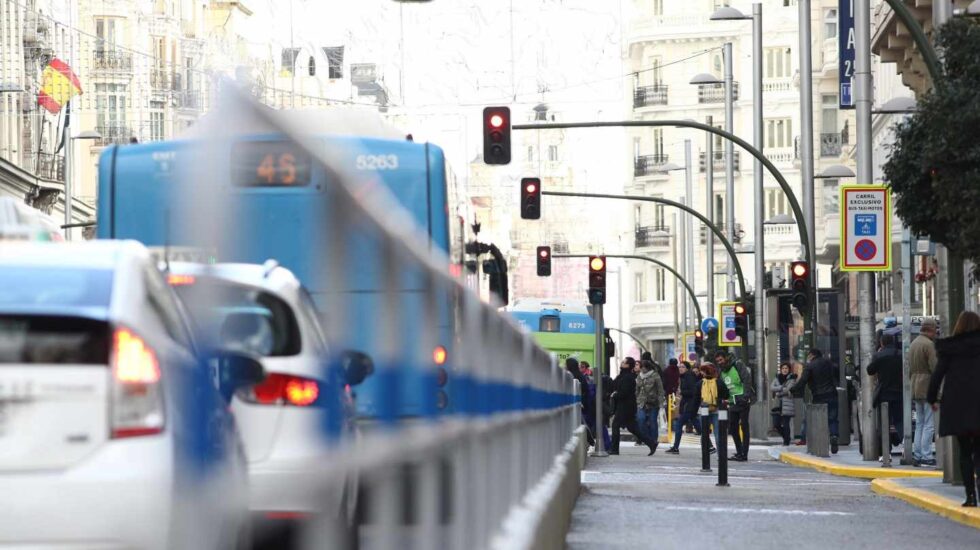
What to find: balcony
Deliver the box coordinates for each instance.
[176,90,205,110]
[31,152,64,182]
[151,70,183,91]
[820,132,843,157]
[94,125,135,146]
[635,225,671,249]
[697,81,739,104]
[700,222,744,245]
[93,49,133,72]
[699,150,740,172]
[634,154,670,177]
[633,84,668,107]
[763,78,793,93]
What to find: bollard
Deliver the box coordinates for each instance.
[805,403,830,458]
[700,406,711,472]
[880,402,892,468]
[717,407,729,487]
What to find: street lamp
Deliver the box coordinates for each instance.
[816,164,856,179]
[64,130,102,240]
[954,0,980,16]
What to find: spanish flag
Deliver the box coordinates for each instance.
[37,58,82,114]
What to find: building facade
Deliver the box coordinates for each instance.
[624,0,856,361]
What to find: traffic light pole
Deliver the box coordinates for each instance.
[555,253,703,328]
[591,303,608,458]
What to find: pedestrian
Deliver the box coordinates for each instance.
[714,351,755,461]
[794,348,842,453]
[664,358,680,398]
[910,318,938,466]
[580,360,593,379]
[666,361,702,453]
[566,357,610,451]
[867,333,904,451]
[699,362,728,453]
[635,359,665,456]
[609,357,658,455]
[770,362,797,446]
[928,311,980,507]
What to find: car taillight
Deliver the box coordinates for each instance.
[110,328,165,439]
[237,373,320,407]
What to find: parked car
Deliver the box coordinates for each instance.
[166,260,371,544]
[0,241,258,550]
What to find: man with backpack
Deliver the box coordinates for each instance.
[714,351,756,461]
[794,348,842,453]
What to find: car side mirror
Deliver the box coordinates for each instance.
[340,349,374,386]
[211,351,266,401]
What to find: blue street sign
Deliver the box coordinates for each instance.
[839,0,855,109]
[701,317,719,334]
[855,214,876,236]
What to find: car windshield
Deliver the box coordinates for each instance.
[0,267,113,308]
[172,277,300,357]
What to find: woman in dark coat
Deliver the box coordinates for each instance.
[928,311,980,507]
[666,361,702,453]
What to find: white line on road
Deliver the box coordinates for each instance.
[663,505,853,516]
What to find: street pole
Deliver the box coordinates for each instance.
[684,139,695,330]
[752,2,766,398]
[723,42,736,301]
[679,199,689,330]
[705,115,715,317]
[855,0,878,461]
[673,212,680,344]
[901,227,913,464]
[592,303,608,457]
[799,0,817,349]
[64,135,72,241]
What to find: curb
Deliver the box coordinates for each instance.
[770,448,943,479]
[871,478,980,530]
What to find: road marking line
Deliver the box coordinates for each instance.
[663,505,852,516]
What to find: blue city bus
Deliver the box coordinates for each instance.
[508,300,597,367]
[96,125,468,417]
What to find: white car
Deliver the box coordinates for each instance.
[166,261,368,543]
[0,241,256,550]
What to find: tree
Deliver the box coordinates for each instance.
[883,18,980,265]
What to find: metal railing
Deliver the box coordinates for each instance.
[32,151,64,182]
[151,69,183,91]
[700,222,744,244]
[94,125,135,146]
[699,150,740,172]
[634,153,670,176]
[697,81,739,103]
[93,49,133,72]
[172,88,585,549]
[635,225,671,248]
[633,84,668,107]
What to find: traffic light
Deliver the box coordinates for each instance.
[521,178,541,220]
[536,245,551,276]
[790,260,810,315]
[733,302,748,340]
[483,106,511,164]
[603,329,616,359]
[587,255,606,305]
[694,329,704,356]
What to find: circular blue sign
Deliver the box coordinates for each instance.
[701,317,719,333]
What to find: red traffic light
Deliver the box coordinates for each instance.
[525,181,537,194]
[694,329,703,339]
[538,248,549,258]
[791,261,809,279]
[734,303,747,315]
[489,114,504,128]
[589,256,606,272]
[536,245,552,276]
[483,107,511,164]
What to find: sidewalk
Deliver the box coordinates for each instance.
[768,445,943,479]
[871,477,980,530]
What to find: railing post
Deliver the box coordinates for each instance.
[700,406,711,472]
[880,402,892,468]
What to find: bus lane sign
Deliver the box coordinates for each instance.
[841,185,891,271]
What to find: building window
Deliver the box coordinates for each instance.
[635,272,647,303]
[95,17,118,51]
[766,118,793,149]
[714,193,725,227]
[711,52,723,78]
[821,93,839,133]
[281,48,300,76]
[653,0,664,16]
[766,188,788,220]
[548,145,559,162]
[95,83,127,138]
[652,128,664,157]
[644,55,663,86]
[822,178,840,215]
[527,146,534,162]
[654,269,666,301]
[634,205,642,229]
[765,47,792,79]
[324,46,344,79]
[654,204,665,229]
[149,101,165,142]
[824,9,838,40]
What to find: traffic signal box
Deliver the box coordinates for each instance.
[694,329,704,356]
[790,260,810,315]
[536,246,551,276]
[483,106,511,164]
[521,178,541,220]
[588,255,606,305]
[733,302,748,340]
